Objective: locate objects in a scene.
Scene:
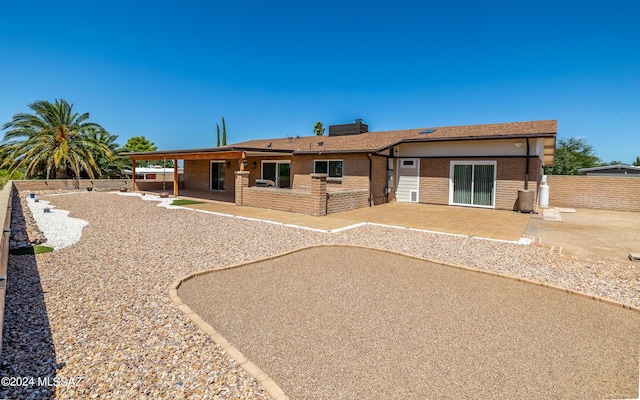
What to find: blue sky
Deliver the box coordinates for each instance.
[1,1,639,163]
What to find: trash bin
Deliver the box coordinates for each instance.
[517,189,535,213]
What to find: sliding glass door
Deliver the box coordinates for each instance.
[450,161,496,208]
[262,161,291,188]
[210,161,225,191]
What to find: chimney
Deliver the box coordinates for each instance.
[328,119,369,137]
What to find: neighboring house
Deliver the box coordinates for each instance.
[122,119,556,215]
[123,166,184,181]
[578,164,640,177]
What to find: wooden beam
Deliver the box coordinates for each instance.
[132,163,136,191]
[128,151,243,161]
[173,159,179,197]
[240,152,247,171]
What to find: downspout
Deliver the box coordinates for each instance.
[367,154,373,206]
[525,138,530,190]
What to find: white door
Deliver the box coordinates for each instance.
[396,158,419,202]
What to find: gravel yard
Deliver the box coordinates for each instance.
[1,191,639,399]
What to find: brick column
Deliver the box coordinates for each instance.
[235,171,250,206]
[310,173,327,216]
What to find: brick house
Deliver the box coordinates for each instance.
[123,119,556,215]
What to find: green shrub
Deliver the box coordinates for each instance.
[171,199,204,206]
[9,245,54,255]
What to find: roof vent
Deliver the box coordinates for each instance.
[420,128,437,134]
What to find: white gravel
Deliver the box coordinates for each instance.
[25,194,88,250]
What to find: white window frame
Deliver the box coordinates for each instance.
[448,160,497,209]
[314,159,343,179]
[401,158,417,168]
[261,160,291,188]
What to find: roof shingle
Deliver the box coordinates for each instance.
[232,119,557,154]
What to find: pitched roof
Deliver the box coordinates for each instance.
[231,119,557,154]
[123,119,557,160]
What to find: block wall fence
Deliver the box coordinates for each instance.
[10,179,184,193]
[0,183,12,357]
[546,175,640,212]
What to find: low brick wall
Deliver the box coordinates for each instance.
[237,172,370,216]
[327,190,369,214]
[0,183,14,356]
[12,179,133,192]
[242,187,318,214]
[547,175,640,212]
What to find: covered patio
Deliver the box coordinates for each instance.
[123,147,295,204]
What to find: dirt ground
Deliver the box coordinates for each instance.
[525,208,640,264]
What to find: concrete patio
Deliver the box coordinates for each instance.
[175,197,531,241]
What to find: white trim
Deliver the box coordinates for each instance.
[401,158,417,168]
[261,160,292,188]
[449,160,497,209]
[395,158,420,203]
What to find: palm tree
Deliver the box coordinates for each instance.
[85,129,128,178]
[1,99,113,179]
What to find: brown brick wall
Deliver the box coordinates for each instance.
[238,172,368,216]
[327,190,369,214]
[242,188,313,213]
[183,160,238,193]
[183,160,210,191]
[495,157,540,210]
[414,157,540,210]
[0,183,13,355]
[547,175,640,212]
[418,159,450,205]
[370,156,388,205]
[291,154,369,191]
[12,179,134,192]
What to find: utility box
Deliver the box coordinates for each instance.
[517,189,535,213]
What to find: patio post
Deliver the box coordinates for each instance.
[131,162,136,191]
[310,173,328,216]
[173,159,179,197]
[235,171,250,206]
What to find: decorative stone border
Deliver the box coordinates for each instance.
[169,244,640,400]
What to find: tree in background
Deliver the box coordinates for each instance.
[221,117,227,146]
[605,160,625,166]
[634,157,640,166]
[544,137,601,175]
[124,136,157,167]
[313,121,325,136]
[0,99,113,179]
[85,130,129,178]
[216,117,228,146]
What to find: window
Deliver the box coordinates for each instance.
[402,159,416,168]
[145,174,156,180]
[314,160,343,178]
[261,161,291,188]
